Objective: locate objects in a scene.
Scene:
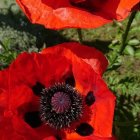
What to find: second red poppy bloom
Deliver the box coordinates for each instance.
[0,42,115,140]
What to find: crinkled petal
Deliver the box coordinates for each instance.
[16,0,139,29]
[32,53,71,87]
[41,42,108,75]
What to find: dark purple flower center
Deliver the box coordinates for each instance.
[51,92,71,113]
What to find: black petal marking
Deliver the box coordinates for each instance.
[65,75,75,87]
[76,123,94,136]
[85,91,95,106]
[24,111,42,128]
[32,82,45,96]
[56,135,62,140]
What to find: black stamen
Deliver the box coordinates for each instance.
[65,75,75,87]
[85,91,95,106]
[76,123,94,136]
[32,82,45,96]
[24,111,42,128]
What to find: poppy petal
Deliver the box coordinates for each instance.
[9,52,38,87]
[0,115,56,140]
[32,53,71,87]
[90,75,116,137]
[41,42,108,75]
[66,132,116,140]
[9,85,33,110]
[0,69,9,90]
[117,0,140,19]
[16,0,139,29]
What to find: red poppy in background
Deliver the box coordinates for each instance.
[16,0,139,29]
[0,42,116,140]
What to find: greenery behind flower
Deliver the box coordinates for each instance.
[0,0,140,139]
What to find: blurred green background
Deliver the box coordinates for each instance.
[0,0,140,140]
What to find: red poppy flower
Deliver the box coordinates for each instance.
[16,0,139,29]
[0,42,116,140]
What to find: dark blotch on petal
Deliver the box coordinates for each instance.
[76,123,94,136]
[56,135,62,140]
[65,75,75,87]
[32,82,45,96]
[24,111,42,128]
[85,91,95,106]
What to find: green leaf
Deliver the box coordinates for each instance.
[128,39,140,46]
[124,45,135,56]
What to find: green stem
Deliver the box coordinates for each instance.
[77,29,83,43]
[108,11,137,70]
[120,11,137,54]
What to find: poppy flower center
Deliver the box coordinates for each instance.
[40,83,83,129]
[51,92,71,113]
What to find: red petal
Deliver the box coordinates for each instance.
[66,132,116,140]
[0,116,41,140]
[9,52,38,86]
[32,53,71,87]
[42,42,115,137]
[9,85,33,110]
[90,75,116,137]
[0,91,7,109]
[16,0,139,29]
[43,136,57,140]
[41,42,108,75]
[0,69,9,90]
[117,0,140,19]
[35,125,58,139]
[1,85,33,118]
[0,115,57,140]
[132,2,140,11]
